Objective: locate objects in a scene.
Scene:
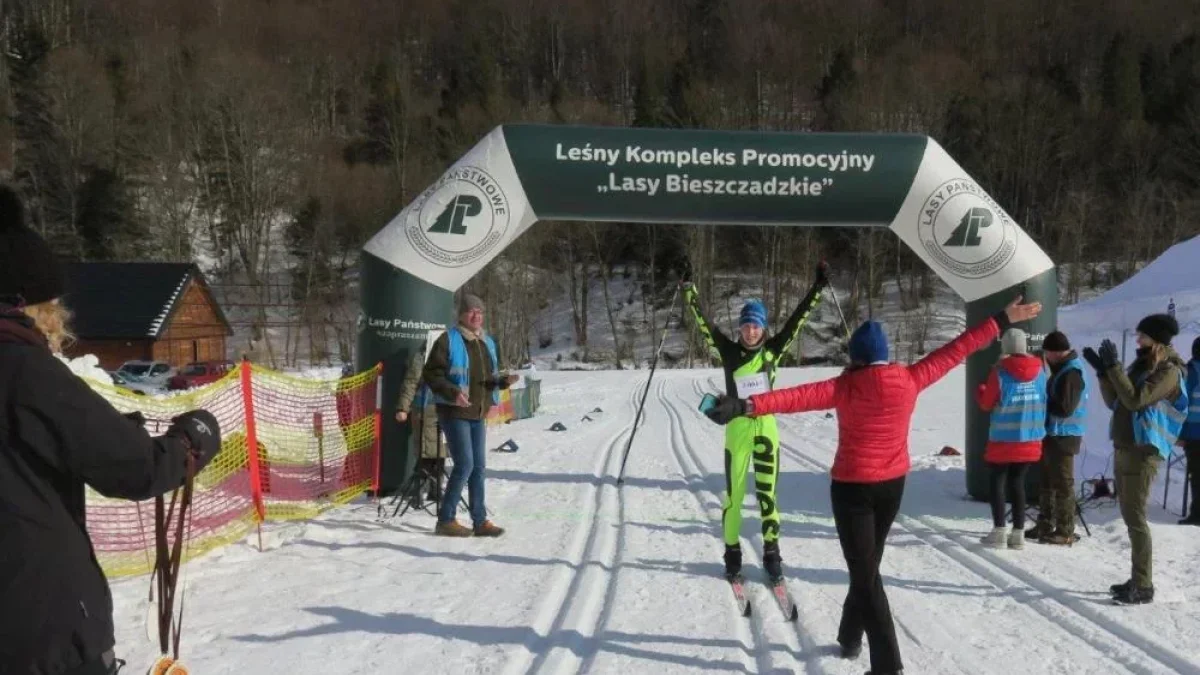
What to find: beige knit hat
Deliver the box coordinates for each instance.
[457,293,484,315]
[1001,328,1028,355]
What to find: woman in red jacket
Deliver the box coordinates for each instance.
[705,296,1042,675]
[974,328,1047,550]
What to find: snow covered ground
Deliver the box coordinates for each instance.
[109,368,1200,674]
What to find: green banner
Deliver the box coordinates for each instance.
[503,124,926,226]
[356,252,453,495]
[360,123,1061,501]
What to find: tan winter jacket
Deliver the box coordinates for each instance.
[397,350,444,459]
[1100,347,1187,453]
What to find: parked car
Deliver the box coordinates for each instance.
[167,360,235,390]
[109,372,156,395]
[113,360,175,389]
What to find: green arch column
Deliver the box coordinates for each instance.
[357,255,453,495]
[964,267,1058,500]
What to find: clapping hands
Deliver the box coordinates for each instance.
[1082,339,1121,375]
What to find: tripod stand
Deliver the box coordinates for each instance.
[1007,500,1093,538]
[377,415,457,521]
[387,457,454,519]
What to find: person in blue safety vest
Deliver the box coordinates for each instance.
[1179,336,1200,526]
[422,293,519,537]
[976,328,1048,550]
[1084,313,1189,605]
[1028,331,1088,545]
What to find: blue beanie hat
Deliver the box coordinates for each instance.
[848,321,889,364]
[739,300,767,329]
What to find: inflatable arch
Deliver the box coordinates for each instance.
[358,124,1057,499]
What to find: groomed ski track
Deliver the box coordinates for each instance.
[107,370,1200,674]
[504,371,1198,674]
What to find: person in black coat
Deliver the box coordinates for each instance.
[0,185,222,675]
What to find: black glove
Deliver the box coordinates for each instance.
[814,260,829,288]
[1081,347,1105,374]
[705,395,747,425]
[166,410,222,473]
[123,411,147,428]
[1098,339,1119,370]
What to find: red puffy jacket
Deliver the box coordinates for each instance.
[976,354,1046,464]
[748,317,1001,483]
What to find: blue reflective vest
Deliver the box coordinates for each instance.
[1046,358,1088,437]
[1130,367,1189,458]
[413,382,434,409]
[433,327,500,407]
[1178,361,1200,441]
[988,367,1049,443]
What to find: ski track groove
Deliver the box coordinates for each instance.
[899,514,1195,675]
[775,426,1194,675]
[505,379,642,675]
[662,378,823,675]
[577,408,632,675]
[658,378,773,675]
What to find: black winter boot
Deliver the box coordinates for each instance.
[1110,579,1133,596]
[724,544,742,578]
[1026,518,1052,541]
[762,541,783,582]
[1113,585,1154,605]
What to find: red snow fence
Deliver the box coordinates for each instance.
[83,359,382,579]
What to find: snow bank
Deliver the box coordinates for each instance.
[283,365,349,381]
[56,353,114,386]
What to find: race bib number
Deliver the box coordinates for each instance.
[735,373,770,398]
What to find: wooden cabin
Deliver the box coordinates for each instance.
[63,262,233,370]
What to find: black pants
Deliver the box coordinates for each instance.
[989,462,1032,528]
[1186,441,1200,520]
[831,476,905,674]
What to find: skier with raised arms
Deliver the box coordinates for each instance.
[683,261,829,582]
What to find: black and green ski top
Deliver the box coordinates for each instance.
[684,278,826,400]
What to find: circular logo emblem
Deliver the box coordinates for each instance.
[917,179,1018,279]
[405,166,511,268]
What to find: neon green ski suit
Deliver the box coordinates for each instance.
[685,279,825,546]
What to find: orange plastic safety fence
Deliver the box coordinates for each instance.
[247,364,379,521]
[83,362,380,578]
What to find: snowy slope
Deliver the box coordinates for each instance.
[528,267,968,371]
[1059,235,1200,334]
[108,369,1200,674]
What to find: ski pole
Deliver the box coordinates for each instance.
[616,281,683,486]
[826,283,852,340]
